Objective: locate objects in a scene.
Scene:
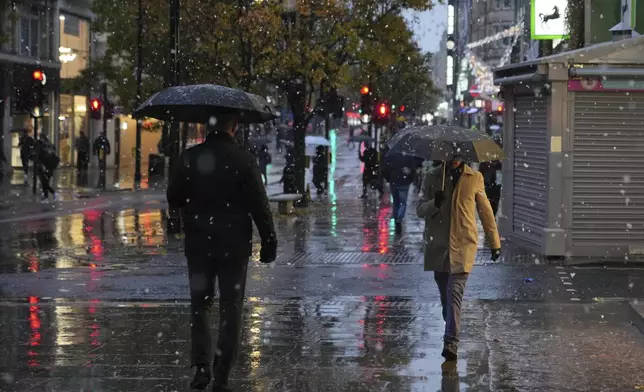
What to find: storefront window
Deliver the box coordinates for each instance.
[58,94,88,167]
[59,15,89,79]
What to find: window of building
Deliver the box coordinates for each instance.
[504,0,512,7]
[19,16,39,57]
[63,14,81,37]
[60,16,90,79]
[495,0,502,9]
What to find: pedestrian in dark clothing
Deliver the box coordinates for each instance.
[478,160,502,216]
[34,135,59,202]
[312,145,328,193]
[280,147,297,194]
[382,152,418,232]
[167,113,277,392]
[257,144,271,185]
[75,131,90,172]
[417,157,500,362]
[93,134,111,172]
[359,146,383,198]
[18,131,35,181]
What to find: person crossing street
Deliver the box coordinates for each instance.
[167,112,277,392]
[416,155,501,361]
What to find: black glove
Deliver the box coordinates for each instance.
[260,239,277,264]
[491,248,501,262]
[434,191,446,208]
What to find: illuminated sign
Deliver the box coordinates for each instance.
[531,0,569,40]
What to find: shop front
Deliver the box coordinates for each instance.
[57,12,91,168]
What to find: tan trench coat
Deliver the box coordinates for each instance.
[416,164,501,273]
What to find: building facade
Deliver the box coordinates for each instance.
[0,0,93,172]
[469,0,516,67]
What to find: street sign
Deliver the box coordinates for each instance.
[469,85,480,98]
[531,0,570,40]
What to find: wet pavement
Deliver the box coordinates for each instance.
[1,129,644,391]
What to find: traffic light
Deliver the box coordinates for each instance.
[373,101,391,125]
[399,105,405,113]
[90,98,102,119]
[360,85,372,115]
[32,69,44,82]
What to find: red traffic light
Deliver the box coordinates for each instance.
[90,99,101,111]
[360,86,369,95]
[32,70,44,81]
[399,105,405,112]
[378,103,388,115]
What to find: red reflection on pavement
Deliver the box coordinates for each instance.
[89,300,101,346]
[27,254,39,273]
[27,296,41,366]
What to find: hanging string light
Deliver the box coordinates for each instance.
[466,22,523,50]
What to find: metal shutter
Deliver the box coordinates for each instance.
[572,92,644,246]
[512,96,548,248]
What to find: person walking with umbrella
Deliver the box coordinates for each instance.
[359,145,383,198]
[167,113,277,392]
[18,128,35,183]
[416,151,501,361]
[382,151,419,233]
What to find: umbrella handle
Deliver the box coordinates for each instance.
[441,163,446,191]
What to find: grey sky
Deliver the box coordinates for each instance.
[406,2,448,53]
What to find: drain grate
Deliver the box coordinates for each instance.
[283,252,422,266]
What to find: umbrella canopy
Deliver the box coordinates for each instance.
[387,125,504,163]
[305,135,330,146]
[134,84,279,124]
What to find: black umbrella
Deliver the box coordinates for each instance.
[388,125,504,190]
[387,125,504,162]
[134,84,279,124]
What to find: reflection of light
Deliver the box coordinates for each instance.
[75,105,86,113]
[28,296,41,366]
[329,129,338,237]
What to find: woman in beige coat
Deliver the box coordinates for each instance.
[416,157,501,361]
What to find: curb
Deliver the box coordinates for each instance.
[628,301,644,334]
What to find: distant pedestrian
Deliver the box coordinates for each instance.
[257,144,271,185]
[312,145,328,194]
[280,147,297,194]
[382,152,418,233]
[34,134,60,202]
[478,160,502,216]
[416,155,500,361]
[167,112,277,392]
[359,145,382,198]
[93,133,111,172]
[19,129,35,182]
[75,131,90,172]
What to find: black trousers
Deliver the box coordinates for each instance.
[39,168,55,198]
[187,254,248,388]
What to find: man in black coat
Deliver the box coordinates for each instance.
[382,152,419,233]
[167,112,277,392]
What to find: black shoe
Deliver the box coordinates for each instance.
[190,366,211,390]
[441,341,458,361]
[395,221,402,234]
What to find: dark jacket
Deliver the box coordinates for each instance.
[382,153,417,186]
[93,135,111,156]
[167,132,276,258]
[19,135,35,159]
[75,135,90,155]
[359,147,379,181]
